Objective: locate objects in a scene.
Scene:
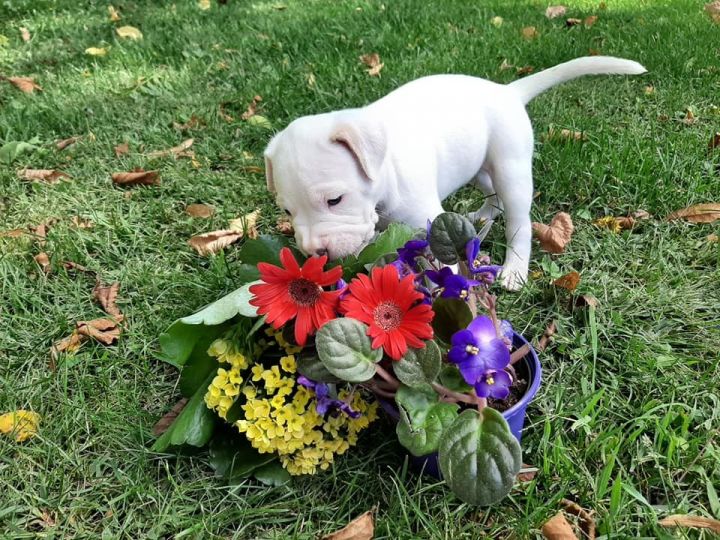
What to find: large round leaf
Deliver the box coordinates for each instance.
[395,384,458,456]
[296,353,341,383]
[431,297,473,344]
[208,430,275,480]
[438,408,522,506]
[316,318,382,382]
[429,212,476,264]
[180,281,259,325]
[393,340,441,387]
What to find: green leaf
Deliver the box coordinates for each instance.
[395,384,458,456]
[316,318,382,382]
[208,431,275,480]
[429,212,476,264]
[393,340,441,387]
[158,320,228,368]
[0,138,40,165]
[180,281,259,325]
[151,374,216,452]
[178,333,223,398]
[431,297,473,343]
[337,223,416,279]
[254,460,292,486]
[438,365,473,393]
[438,408,522,506]
[296,353,342,383]
[236,235,292,267]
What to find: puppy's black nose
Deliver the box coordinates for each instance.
[315,248,328,257]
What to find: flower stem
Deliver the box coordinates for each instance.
[363,383,396,399]
[374,364,400,390]
[431,382,481,406]
[510,343,530,364]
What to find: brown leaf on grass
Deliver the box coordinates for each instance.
[0,228,26,238]
[706,1,720,23]
[5,76,42,93]
[532,212,574,253]
[593,215,635,232]
[116,25,142,40]
[147,139,194,159]
[111,169,160,186]
[573,294,599,309]
[499,59,515,71]
[553,271,580,291]
[93,281,122,319]
[186,203,215,218]
[709,132,720,151]
[108,5,121,21]
[63,261,92,273]
[240,165,265,174]
[708,233,719,243]
[17,169,71,184]
[241,95,263,121]
[521,26,539,39]
[70,216,93,229]
[584,15,598,26]
[516,65,535,76]
[34,252,51,274]
[633,209,651,220]
[30,222,48,245]
[541,512,578,539]
[537,321,557,353]
[566,18,582,26]
[218,103,235,123]
[517,463,538,482]
[77,318,121,345]
[173,115,203,131]
[20,27,31,42]
[188,210,260,255]
[682,108,697,125]
[51,331,84,360]
[114,142,129,157]
[38,510,56,528]
[276,216,294,235]
[660,514,720,534]
[545,5,567,19]
[322,510,374,540]
[360,53,384,76]
[561,499,595,540]
[56,136,81,150]
[152,398,188,436]
[667,203,720,223]
[547,128,587,142]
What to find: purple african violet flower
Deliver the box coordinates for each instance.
[425,267,480,300]
[465,238,502,283]
[499,320,514,342]
[297,375,360,418]
[397,238,429,267]
[474,369,512,399]
[447,315,511,385]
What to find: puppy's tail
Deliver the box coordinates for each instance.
[508,56,646,104]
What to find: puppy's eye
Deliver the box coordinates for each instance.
[284,209,292,216]
[327,196,343,207]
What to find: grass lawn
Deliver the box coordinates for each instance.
[2,0,720,537]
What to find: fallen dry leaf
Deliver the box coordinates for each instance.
[667,203,720,224]
[63,261,92,273]
[186,203,215,218]
[147,138,194,159]
[491,16,504,26]
[522,26,539,39]
[322,510,374,540]
[593,215,635,232]
[360,53,384,76]
[682,109,696,125]
[709,132,720,151]
[30,222,49,244]
[77,318,121,345]
[542,512,578,539]
[240,165,264,174]
[533,212,574,254]
[199,0,211,9]
[547,128,587,142]
[4,76,42,93]
[188,210,260,255]
[114,142,129,157]
[241,95,263,121]
[85,47,108,56]
[516,65,535,76]
[584,15,598,26]
[561,499,595,540]
[17,169,70,184]
[38,510,56,528]
[500,59,514,71]
[553,271,580,291]
[152,398,189,436]
[218,103,235,123]
[706,1,720,23]
[51,331,84,360]
[34,252,51,274]
[173,115,203,131]
[0,410,41,442]
[517,463,538,482]
[566,17,582,26]
[228,209,260,237]
[70,216,93,229]
[108,5,121,21]
[276,216,294,235]
[116,25,142,40]
[93,281,122,319]
[111,169,160,186]
[644,85,655,95]
[56,136,81,150]
[574,294,599,309]
[20,27,31,42]
[708,233,719,243]
[545,5,567,19]
[537,321,557,353]
[0,228,26,238]
[632,209,651,220]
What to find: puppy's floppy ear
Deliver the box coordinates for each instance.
[330,117,386,181]
[263,135,278,192]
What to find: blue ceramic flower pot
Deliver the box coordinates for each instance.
[380,332,541,479]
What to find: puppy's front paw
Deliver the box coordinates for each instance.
[499,266,527,291]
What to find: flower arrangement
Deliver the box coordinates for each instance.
[154,212,540,505]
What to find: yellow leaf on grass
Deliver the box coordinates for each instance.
[20,27,31,42]
[85,47,108,56]
[659,514,720,534]
[116,26,142,40]
[593,215,635,232]
[322,510,374,540]
[667,203,720,224]
[0,410,41,442]
[247,115,272,129]
[199,0,211,9]
[228,209,260,236]
[522,26,539,39]
[490,16,504,27]
[147,138,194,159]
[108,5,121,22]
[545,6,567,19]
[705,1,720,23]
[532,212,574,254]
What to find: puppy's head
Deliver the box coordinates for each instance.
[264,113,386,259]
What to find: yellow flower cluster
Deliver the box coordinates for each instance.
[204,329,378,476]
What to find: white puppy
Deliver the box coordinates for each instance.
[263,56,646,290]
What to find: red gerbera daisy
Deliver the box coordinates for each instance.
[249,248,343,346]
[340,264,434,360]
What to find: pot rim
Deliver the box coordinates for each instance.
[500,331,542,419]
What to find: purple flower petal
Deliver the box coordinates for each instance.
[467,315,497,343]
[500,320,514,341]
[466,238,480,267]
[475,369,512,399]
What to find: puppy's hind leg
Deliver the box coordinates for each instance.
[468,170,503,223]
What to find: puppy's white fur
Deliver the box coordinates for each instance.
[264,56,646,290]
